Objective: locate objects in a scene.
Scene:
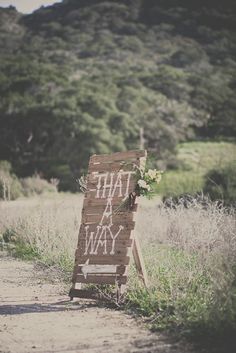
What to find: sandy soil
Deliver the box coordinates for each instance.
[0,252,195,353]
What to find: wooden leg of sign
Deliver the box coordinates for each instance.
[132,237,148,288]
[69,280,82,300]
[116,283,126,304]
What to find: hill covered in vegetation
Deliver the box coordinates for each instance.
[0,0,235,190]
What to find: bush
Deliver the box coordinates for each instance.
[0,160,23,200]
[158,170,203,199]
[203,163,236,207]
[21,175,58,197]
[132,198,236,338]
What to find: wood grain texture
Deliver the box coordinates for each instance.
[70,150,146,289]
[89,150,146,163]
[75,274,128,285]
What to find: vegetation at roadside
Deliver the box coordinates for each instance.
[0,195,235,346]
[0,0,236,190]
[158,141,236,206]
[0,160,59,200]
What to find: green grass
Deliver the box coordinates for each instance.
[158,141,236,198]
[1,148,236,350]
[177,141,236,173]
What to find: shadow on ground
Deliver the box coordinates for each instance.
[0,300,97,315]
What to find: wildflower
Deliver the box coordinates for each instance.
[147,169,157,179]
[155,173,162,184]
[138,179,149,189]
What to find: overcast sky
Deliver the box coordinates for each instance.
[0,0,63,13]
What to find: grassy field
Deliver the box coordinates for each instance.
[158,141,236,197]
[0,193,236,350]
[0,141,235,350]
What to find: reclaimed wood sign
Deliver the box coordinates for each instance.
[69,150,147,300]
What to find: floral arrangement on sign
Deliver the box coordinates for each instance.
[114,164,163,213]
[135,165,163,197]
[77,163,163,212]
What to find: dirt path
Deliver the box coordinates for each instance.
[0,252,194,353]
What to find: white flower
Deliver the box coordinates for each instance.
[147,169,157,179]
[155,174,162,184]
[138,179,149,189]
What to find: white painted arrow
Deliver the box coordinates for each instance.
[80,259,117,279]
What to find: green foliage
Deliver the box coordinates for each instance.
[0,1,236,189]
[13,239,41,261]
[158,170,203,198]
[126,237,236,338]
[0,160,23,200]
[203,163,236,206]
[159,141,236,199]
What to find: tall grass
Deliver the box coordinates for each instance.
[0,194,235,339]
[159,141,236,198]
[0,195,81,272]
[131,199,236,336]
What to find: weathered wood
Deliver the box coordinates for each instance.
[75,274,128,285]
[69,288,108,300]
[87,171,136,184]
[74,254,130,265]
[81,220,135,229]
[70,149,147,299]
[88,162,138,173]
[132,237,148,288]
[76,264,126,276]
[90,150,146,163]
[76,239,133,247]
[84,187,136,200]
[82,199,138,216]
[83,198,137,209]
[81,213,134,224]
[76,249,130,259]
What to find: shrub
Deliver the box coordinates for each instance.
[132,198,236,336]
[203,163,236,207]
[0,160,23,200]
[21,174,58,197]
[158,170,203,199]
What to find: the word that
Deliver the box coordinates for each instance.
[93,171,134,199]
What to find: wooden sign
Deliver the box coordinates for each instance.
[69,150,147,300]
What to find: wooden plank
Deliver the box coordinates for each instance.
[76,239,133,247]
[88,162,138,173]
[87,171,136,183]
[78,222,135,233]
[81,220,135,229]
[84,187,136,200]
[90,150,146,164]
[75,245,132,258]
[77,232,134,242]
[70,149,147,297]
[76,244,133,256]
[75,264,126,276]
[81,213,134,224]
[85,183,136,194]
[86,173,136,185]
[69,288,109,300]
[74,254,130,265]
[81,204,138,215]
[132,237,148,288]
[83,198,137,208]
[75,274,128,285]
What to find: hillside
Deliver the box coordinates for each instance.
[0,0,236,190]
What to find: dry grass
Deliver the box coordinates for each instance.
[0,194,82,268]
[132,199,236,332]
[0,194,236,335]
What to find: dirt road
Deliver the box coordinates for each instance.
[0,252,194,353]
